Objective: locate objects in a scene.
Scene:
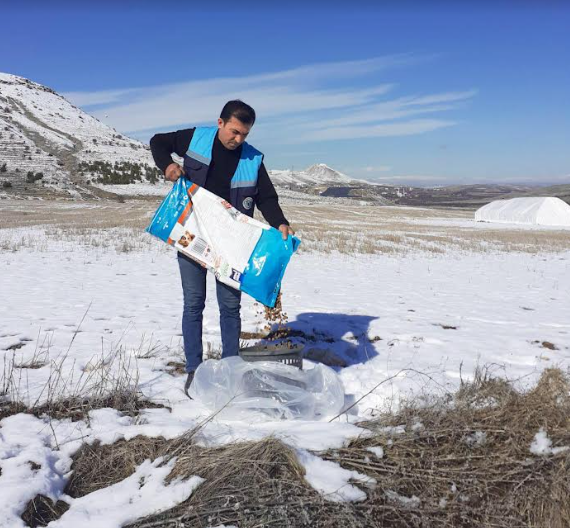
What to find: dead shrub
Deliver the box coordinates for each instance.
[20,494,70,527]
[130,436,366,528]
[32,391,166,422]
[0,391,165,423]
[65,436,164,498]
[1,347,167,423]
[62,432,366,528]
[0,401,27,422]
[165,360,186,376]
[327,367,570,527]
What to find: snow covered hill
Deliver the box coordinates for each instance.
[0,73,159,198]
[0,73,368,203]
[269,163,359,188]
[268,164,394,205]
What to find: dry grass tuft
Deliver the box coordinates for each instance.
[64,433,366,528]
[65,436,165,498]
[159,436,314,526]
[332,367,570,527]
[0,389,166,423]
[1,348,166,423]
[0,401,28,422]
[164,360,186,376]
[34,391,166,423]
[20,494,70,527]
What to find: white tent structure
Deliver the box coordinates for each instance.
[475,197,570,227]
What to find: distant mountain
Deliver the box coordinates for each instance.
[0,72,159,199]
[269,163,358,187]
[268,164,570,208]
[268,163,395,205]
[501,183,570,205]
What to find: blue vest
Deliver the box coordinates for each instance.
[183,126,263,217]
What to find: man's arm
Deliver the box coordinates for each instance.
[255,163,294,239]
[149,129,195,181]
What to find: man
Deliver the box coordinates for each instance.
[150,100,294,397]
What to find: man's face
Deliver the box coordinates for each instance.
[217,116,252,150]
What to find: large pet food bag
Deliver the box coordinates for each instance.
[146,177,300,307]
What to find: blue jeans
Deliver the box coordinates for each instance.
[177,252,241,372]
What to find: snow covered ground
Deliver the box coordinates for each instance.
[1,199,569,527]
[90,181,172,197]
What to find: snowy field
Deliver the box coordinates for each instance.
[1,198,569,527]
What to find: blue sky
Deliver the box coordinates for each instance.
[2,2,569,186]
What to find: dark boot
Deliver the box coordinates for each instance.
[184,370,195,399]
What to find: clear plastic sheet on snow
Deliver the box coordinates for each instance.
[189,357,345,421]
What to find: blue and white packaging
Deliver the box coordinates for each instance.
[146,177,300,307]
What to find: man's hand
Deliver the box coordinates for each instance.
[165,163,184,182]
[278,224,295,240]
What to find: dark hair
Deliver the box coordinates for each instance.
[220,100,256,126]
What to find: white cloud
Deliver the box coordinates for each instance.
[86,83,394,134]
[363,165,392,172]
[295,119,456,142]
[292,91,476,129]
[62,53,418,110]
[62,88,134,107]
[254,90,474,144]
[63,54,474,147]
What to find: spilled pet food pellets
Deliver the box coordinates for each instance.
[253,292,290,341]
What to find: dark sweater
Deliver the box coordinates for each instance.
[150,128,288,229]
